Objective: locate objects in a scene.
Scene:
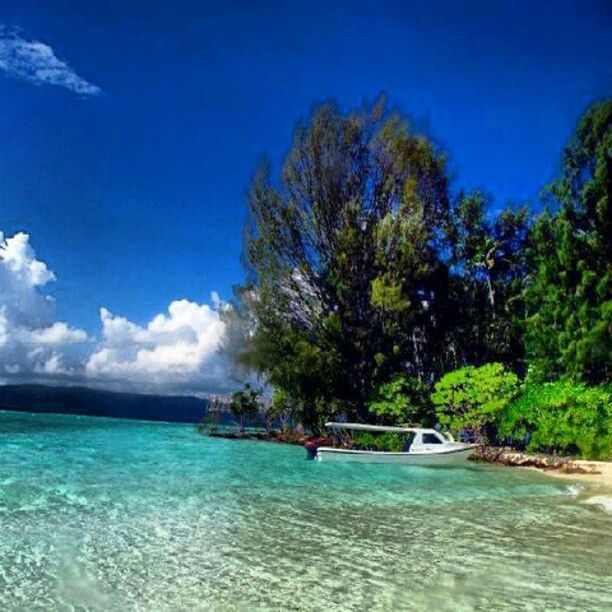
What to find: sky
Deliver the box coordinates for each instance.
[0,0,610,394]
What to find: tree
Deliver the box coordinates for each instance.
[267,388,298,432]
[368,374,433,426]
[525,100,611,384]
[431,363,519,440]
[229,383,262,432]
[231,99,456,430]
[448,192,530,372]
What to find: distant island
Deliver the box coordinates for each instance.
[0,384,214,423]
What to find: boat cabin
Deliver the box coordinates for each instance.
[324,422,455,453]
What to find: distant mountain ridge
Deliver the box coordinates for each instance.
[0,384,215,423]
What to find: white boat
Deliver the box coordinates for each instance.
[310,422,479,466]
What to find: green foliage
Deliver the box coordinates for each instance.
[525,100,611,384]
[498,382,612,460]
[370,275,410,312]
[231,98,456,428]
[431,363,519,438]
[368,374,433,425]
[268,388,298,431]
[352,431,405,452]
[449,193,530,370]
[229,383,262,431]
[222,97,611,445]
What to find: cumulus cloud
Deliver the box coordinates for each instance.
[0,231,89,378]
[18,322,88,345]
[0,229,233,394]
[85,300,230,392]
[0,26,100,96]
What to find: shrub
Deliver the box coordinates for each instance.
[368,374,434,426]
[431,363,519,440]
[352,431,405,452]
[351,432,377,450]
[498,382,612,460]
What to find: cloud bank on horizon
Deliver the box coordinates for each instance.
[0,230,232,394]
[0,26,100,96]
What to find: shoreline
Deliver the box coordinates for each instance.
[527,460,612,488]
[206,430,612,488]
[474,447,612,489]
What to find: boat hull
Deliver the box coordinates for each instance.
[315,445,478,466]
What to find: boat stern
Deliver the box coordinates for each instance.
[304,440,319,460]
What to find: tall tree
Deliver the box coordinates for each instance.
[232,100,455,429]
[449,192,530,371]
[525,100,611,383]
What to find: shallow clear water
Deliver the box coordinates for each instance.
[0,411,610,611]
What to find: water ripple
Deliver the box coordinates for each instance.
[0,411,610,611]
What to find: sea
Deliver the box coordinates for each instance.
[0,410,610,611]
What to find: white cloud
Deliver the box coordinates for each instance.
[0,229,233,394]
[0,231,89,378]
[35,354,65,375]
[19,322,88,345]
[0,231,56,286]
[211,291,222,310]
[0,26,100,96]
[86,298,228,391]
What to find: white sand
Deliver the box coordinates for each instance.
[537,460,612,487]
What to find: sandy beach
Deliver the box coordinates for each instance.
[537,460,612,487]
[476,448,612,497]
[537,461,612,514]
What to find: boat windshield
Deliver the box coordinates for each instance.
[421,433,444,444]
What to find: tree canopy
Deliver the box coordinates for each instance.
[230,101,458,428]
[525,100,611,384]
[223,98,611,433]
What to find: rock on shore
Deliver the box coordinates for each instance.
[474,446,601,473]
[474,446,612,492]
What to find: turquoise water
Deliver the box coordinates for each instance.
[1,411,610,611]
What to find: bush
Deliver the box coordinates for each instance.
[498,382,612,460]
[431,363,519,440]
[352,431,405,452]
[229,383,262,432]
[368,374,434,426]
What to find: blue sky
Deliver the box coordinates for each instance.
[0,0,610,392]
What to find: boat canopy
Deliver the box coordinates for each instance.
[324,422,438,435]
